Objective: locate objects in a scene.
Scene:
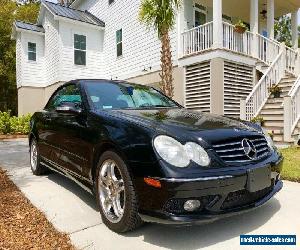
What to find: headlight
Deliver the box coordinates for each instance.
[262,128,274,150]
[153,135,210,168]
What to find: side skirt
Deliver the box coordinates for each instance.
[40,159,94,195]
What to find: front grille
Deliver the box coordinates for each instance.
[221,185,273,210]
[212,135,270,164]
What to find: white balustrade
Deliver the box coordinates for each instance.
[257,34,280,65]
[181,22,213,56]
[289,75,300,133]
[222,22,253,56]
[244,52,284,121]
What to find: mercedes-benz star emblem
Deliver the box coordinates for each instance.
[242,139,257,160]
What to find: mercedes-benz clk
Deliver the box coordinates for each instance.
[29,79,283,233]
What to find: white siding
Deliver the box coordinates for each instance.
[58,21,104,81]
[76,0,178,80]
[16,33,22,88]
[20,32,46,87]
[43,12,60,85]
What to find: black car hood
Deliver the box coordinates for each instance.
[100,108,260,146]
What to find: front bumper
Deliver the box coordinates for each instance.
[137,157,283,225]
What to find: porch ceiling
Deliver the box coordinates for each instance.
[199,0,300,22]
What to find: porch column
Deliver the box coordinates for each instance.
[213,0,223,49]
[177,3,185,58]
[250,0,259,58]
[291,10,299,49]
[267,0,275,39]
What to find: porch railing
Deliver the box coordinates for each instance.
[222,22,252,57]
[257,34,281,65]
[181,22,213,56]
[289,75,300,133]
[242,51,285,121]
[285,46,298,75]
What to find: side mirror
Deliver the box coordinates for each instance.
[56,102,82,115]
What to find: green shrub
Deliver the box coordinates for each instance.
[0,111,31,135]
[0,111,12,134]
[250,116,265,126]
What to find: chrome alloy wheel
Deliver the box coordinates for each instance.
[98,160,125,223]
[30,140,38,171]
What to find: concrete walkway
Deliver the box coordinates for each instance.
[0,139,299,250]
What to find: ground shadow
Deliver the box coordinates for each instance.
[126,198,281,250]
[47,173,99,211]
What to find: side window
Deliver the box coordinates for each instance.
[116,29,122,57]
[28,42,36,61]
[46,85,82,111]
[74,34,86,65]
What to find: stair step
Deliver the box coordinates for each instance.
[266,98,283,104]
[263,128,283,134]
[273,134,284,142]
[260,109,283,115]
[263,103,283,109]
[262,116,284,121]
[264,121,284,127]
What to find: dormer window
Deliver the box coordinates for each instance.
[28,42,36,61]
[74,34,86,66]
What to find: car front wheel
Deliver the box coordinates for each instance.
[95,151,143,233]
[30,138,47,175]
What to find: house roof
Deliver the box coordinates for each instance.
[14,21,45,33]
[43,1,105,27]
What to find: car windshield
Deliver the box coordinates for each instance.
[84,81,179,110]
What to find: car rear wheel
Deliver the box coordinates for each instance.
[30,138,47,175]
[95,151,143,233]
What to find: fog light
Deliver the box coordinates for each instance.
[183,200,201,212]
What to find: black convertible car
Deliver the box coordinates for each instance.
[29,79,283,233]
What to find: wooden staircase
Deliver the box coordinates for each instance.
[258,74,298,143]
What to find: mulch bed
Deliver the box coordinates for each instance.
[0,169,75,250]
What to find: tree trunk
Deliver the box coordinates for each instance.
[159,31,174,98]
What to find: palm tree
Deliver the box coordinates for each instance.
[139,0,181,98]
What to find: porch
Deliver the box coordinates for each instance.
[178,0,300,144]
[178,0,300,65]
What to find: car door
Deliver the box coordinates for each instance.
[38,88,65,164]
[50,83,91,179]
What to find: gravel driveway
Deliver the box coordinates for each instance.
[0,139,299,250]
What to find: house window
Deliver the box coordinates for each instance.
[116,29,122,57]
[74,34,86,65]
[109,0,114,4]
[28,42,36,61]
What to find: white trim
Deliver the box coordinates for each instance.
[178,49,257,67]
[54,16,104,30]
[14,26,45,36]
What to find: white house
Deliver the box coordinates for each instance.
[12,0,300,144]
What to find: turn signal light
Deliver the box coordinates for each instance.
[144,178,161,188]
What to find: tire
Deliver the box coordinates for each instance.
[30,138,47,176]
[95,151,143,233]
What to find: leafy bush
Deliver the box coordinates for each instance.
[250,116,265,126]
[0,111,31,135]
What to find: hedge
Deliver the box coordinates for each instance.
[0,111,31,135]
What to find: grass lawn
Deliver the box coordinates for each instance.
[280,146,300,182]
